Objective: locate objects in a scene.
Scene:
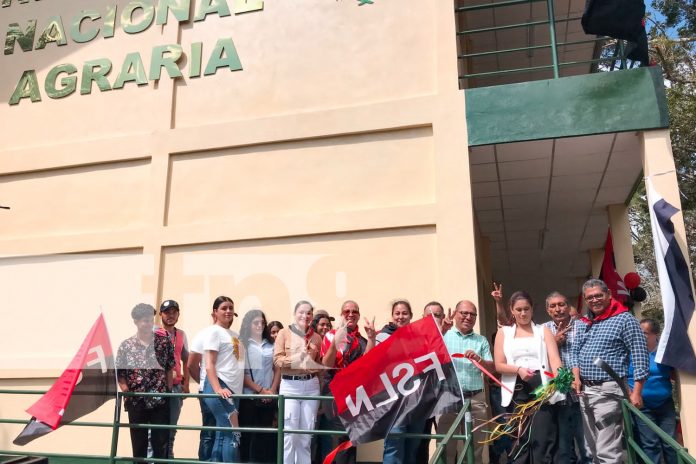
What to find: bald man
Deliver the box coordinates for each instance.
[437,300,493,463]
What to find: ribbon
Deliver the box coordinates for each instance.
[322,439,353,464]
[451,353,513,394]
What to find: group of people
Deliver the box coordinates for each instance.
[114,277,679,464]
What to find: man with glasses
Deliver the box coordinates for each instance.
[437,300,493,462]
[571,279,649,464]
[543,292,591,463]
[416,301,453,462]
[318,300,377,464]
[423,300,453,334]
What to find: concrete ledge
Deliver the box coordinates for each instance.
[465,67,669,146]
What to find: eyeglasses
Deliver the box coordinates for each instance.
[460,312,477,319]
[342,310,360,315]
[585,293,606,301]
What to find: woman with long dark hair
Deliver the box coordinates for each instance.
[202,296,244,463]
[378,300,424,464]
[238,309,280,463]
[494,291,562,463]
[267,321,284,344]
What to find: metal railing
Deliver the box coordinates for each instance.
[0,389,473,464]
[621,399,696,464]
[455,0,638,86]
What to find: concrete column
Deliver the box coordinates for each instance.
[590,248,604,278]
[477,234,493,337]
[607,204,640,314]
[607,204,636,276]
[641,129,696,452]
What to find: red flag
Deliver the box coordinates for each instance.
[599,228,629,303]
[329,316,462,445]
[14,314,116,445]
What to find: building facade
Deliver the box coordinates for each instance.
[1,0,694,461]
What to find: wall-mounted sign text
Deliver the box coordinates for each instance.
[3,0,264,105]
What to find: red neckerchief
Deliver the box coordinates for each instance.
[304,326,315,344]
[580,298,628,325]
[336,325,361,368]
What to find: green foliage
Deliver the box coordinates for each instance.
[629,0,696,324]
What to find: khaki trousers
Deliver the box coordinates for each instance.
[578,381,626,464]
[437,391,489,463]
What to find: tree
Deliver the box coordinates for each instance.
[629,0,696,323]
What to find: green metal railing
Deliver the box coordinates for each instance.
[621,399,696,464]
[0,389,473,464]
[455,0,635,85]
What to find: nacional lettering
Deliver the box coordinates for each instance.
[3,0,263,105]
[344,352,446,417]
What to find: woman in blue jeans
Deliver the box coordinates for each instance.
[628,319,678,464]
[202,296,245,463]
[376,300,425,464]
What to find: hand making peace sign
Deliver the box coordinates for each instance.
[491,282,504,303]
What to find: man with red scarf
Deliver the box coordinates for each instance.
[571,279,649,464]
[318,300,376,464]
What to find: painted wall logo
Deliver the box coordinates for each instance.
[3,0,264,105]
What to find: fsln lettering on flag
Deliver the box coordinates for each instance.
[647,180,696,373]
[14,314,117,445]
[329,316,462,445]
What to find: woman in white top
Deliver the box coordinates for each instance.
[202,296,245,463]
[494,291,562,463]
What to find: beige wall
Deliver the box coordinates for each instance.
[0,0,478,459]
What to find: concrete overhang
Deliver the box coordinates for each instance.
[471,131,642,306]
[466,67,669,310]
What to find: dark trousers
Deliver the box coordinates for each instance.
[489,385,512,463]
[319,411,356,464]
[239,398,278,463]
[509,375,558,464]
[126,400,170,461]
[633,398,678,464]
[416,417,436,463]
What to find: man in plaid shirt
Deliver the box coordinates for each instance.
[571,279,649,463]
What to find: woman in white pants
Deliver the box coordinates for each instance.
[273,300,323,464]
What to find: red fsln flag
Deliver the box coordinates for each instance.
[599,228,629,303]
[14,314,117,445]
[329,316,462,445]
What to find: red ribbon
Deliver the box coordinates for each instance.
[451,353,513,394]
[323,440,353,464]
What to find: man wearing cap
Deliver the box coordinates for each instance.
[157,299,190,458]
[116,303,175,462]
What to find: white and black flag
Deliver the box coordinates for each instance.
[647,179,696,373]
